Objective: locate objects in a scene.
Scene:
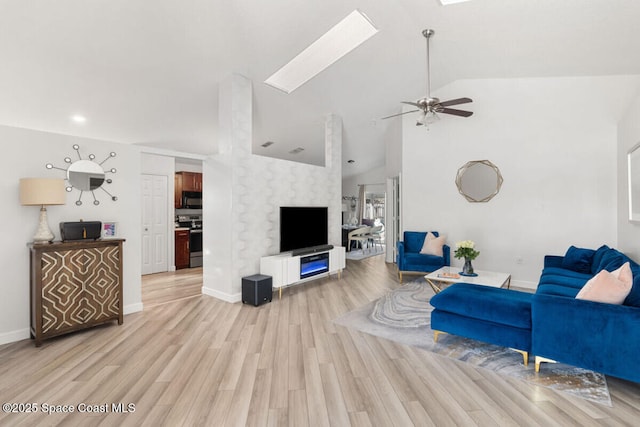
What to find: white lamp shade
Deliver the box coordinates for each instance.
[19,178,66,206]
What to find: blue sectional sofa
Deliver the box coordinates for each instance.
[396,231,450,282]
[532,245,640,382]
[430,244,640,383]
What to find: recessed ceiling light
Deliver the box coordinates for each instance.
[347,159,355,164]
[264,10,378,94]
[439,0,472,5]
[71,115,86,124]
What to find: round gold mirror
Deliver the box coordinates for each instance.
[455,160,503,203]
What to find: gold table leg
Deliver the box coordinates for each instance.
[425,277,444,294]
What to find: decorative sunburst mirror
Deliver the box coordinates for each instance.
[46,144,117,206]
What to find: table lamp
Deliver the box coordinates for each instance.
[19,178,66,243]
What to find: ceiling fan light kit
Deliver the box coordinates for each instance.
[381,28,473,127]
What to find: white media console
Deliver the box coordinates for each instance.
[260,246,346,298]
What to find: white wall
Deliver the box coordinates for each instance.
[617,89,640,261]
[402,76,640,288]
[0,125,142,344]
[342,166,386,199]
[384,117,402,179]
[203,74,342,302]
[175,160,202,173]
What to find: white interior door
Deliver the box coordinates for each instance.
[142,174,168,275]
[386,176,401,263]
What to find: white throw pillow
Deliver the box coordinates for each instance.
[420,232,446,257]
[576,262,632,305]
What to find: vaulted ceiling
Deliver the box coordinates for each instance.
[2,0,640,177]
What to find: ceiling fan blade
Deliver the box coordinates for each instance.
[440,108,473,117]
[438,97,473,107]
[401,101,422,108]
[380,109,420,120]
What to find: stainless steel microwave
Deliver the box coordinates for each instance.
[182,191,202,209]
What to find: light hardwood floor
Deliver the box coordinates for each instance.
[142,267,203,308]
[1,256,639,426]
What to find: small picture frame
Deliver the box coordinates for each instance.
[102,222,117,238]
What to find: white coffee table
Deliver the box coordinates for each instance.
[424,267,511,294]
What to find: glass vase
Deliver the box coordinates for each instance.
[462,258,475,276]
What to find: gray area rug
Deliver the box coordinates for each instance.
[334,280,611,406]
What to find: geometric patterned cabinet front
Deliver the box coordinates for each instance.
[29,239,125,346]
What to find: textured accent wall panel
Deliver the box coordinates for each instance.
[206,74,342,298]
[229,105,342,288]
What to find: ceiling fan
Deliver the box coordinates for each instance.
[382,29,473,126]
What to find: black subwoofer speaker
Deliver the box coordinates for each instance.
[242,274,272,306]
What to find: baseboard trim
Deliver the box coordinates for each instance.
[202,287,241,303]
[511,279,537,291]
[124,303,144,315]
[0,304,144,346]
[0,328,31,346]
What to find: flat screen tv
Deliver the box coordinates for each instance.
[280,206,328,253]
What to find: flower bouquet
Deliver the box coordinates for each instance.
[454,240,479,276]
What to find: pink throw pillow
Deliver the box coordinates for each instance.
[420,232,446,257]
[575,262,633,304]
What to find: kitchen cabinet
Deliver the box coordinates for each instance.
[177,172,202,192]
[174,172,202,208]
[175,229,190,269]
[29,239,125,346]
[174,173,183,208]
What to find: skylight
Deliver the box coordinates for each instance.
[264,10,378,94]
[439,0,472,5]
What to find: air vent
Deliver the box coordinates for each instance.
[289,147,305,155]
[261,141,275,148]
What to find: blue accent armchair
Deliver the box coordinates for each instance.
[396,231,450,282]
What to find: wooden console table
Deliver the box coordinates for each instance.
[29,239,125,346]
